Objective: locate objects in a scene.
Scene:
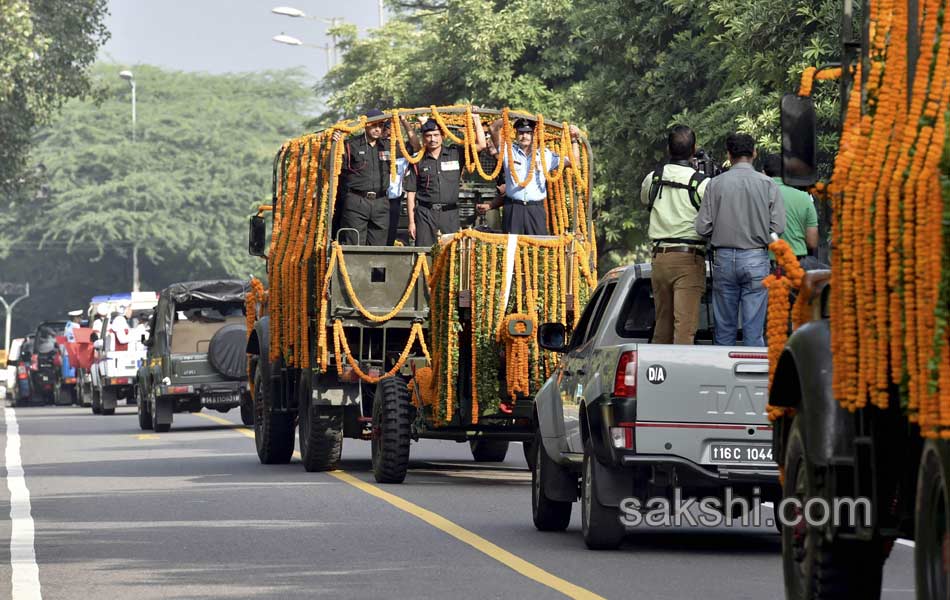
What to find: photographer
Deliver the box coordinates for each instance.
[639,125,710,345]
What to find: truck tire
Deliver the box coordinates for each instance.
[470,439,509,462]
[915,439,950,600]
[581,438,624,550]
[298,375,342,472]
[91,390,101,415]
[372,376,412,484]
[532,431,572,531]
[254,361,294,464]
[137,389,152,431]
[782,418,884,598]
[208,324,248,380]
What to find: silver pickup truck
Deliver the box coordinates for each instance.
[531,263,780,549]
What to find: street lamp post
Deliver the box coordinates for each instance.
[272,34,333,73]
[271,7,345,65]
[0,283,30,352]
[119,70,136,142]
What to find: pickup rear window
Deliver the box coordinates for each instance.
[615,278,717,342]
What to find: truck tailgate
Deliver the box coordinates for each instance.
[635,345,769,424]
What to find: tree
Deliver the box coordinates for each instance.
[0,0,109,194]
[0,64,313,337]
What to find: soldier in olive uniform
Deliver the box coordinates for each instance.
[336,108,391,245]
[404,112,486,246]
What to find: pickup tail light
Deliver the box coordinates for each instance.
[166,385,191,394]
[613,350,637,398]
[609,426,634,450]
[30,354,38,371]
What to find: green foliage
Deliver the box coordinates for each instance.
[0,0,109,193]
[320,0,849,269]
[1,64,312,337]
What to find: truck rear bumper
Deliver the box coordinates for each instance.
[620,454,779,486]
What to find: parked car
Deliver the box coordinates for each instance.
[138,280,251,432]
[530,264,780,549]
[30,321,68,405]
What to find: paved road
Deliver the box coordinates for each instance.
[0,405,914,599]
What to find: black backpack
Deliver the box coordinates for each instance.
[647,164,707,212]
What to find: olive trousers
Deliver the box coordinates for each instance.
[651,252,706,345]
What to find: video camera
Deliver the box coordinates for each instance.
[692,149,722,177]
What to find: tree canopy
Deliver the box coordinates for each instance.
[0,0,109,194]
[1,64,313,337]
[319,0,849,267]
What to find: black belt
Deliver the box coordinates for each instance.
[417,200,458,211]
[653,246,706,257]
[505,198,544,206]
[350,190,385,200]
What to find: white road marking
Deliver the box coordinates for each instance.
[5,408,42,599]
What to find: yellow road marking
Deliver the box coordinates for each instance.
[199,411,605,600]
[194,412,248,428]
[135,434,160,440]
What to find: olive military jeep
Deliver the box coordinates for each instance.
[137,279,252,432]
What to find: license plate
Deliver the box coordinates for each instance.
[709,443,774,464]
[203,394,238,405]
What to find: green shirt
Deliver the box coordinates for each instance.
[639,164,709,246]
[773,177,818,257]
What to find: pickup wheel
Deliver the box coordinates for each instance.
[782,418,884,598]
[531,431,572,531]
[253,361,294,464]
[372,376,412,484]
[137,388,152,430]
[470,439,509,462]
[298,375,342,472]
[581,438,624,550]
[915,439,950,600]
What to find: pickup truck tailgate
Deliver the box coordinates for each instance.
[635,345,769,424]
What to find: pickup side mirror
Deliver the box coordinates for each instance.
[780,93,818,188]
[248,215,267,257]
[538,322,569,353]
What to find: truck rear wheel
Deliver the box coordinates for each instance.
[782,418,884,599]
[916,439,950,600]
[100,387,116,416]
[581,438,624,550]
[151,394,171,432]
[372,376,412,484]
[298,375,342,472]
[470,439,509,462]
[91,390,101,414]
[532,431,572,531]
[254,361,294,464]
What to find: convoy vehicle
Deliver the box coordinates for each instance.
[531,264,778,548]
[88,292,158,415]
[30,321,68,404]
[246,106,596,482]
[137,280,251,432]
[11,335,33,405]
[766,0,950,597]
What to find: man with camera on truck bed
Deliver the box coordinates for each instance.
[639,125,711,345]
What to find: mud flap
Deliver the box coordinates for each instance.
[155,396,173,426]
[101,387,118,411]
[593,456,632,508]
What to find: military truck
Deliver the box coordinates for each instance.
[138,280,251,432]
[246,106,597,482]
[768,1,950,597]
